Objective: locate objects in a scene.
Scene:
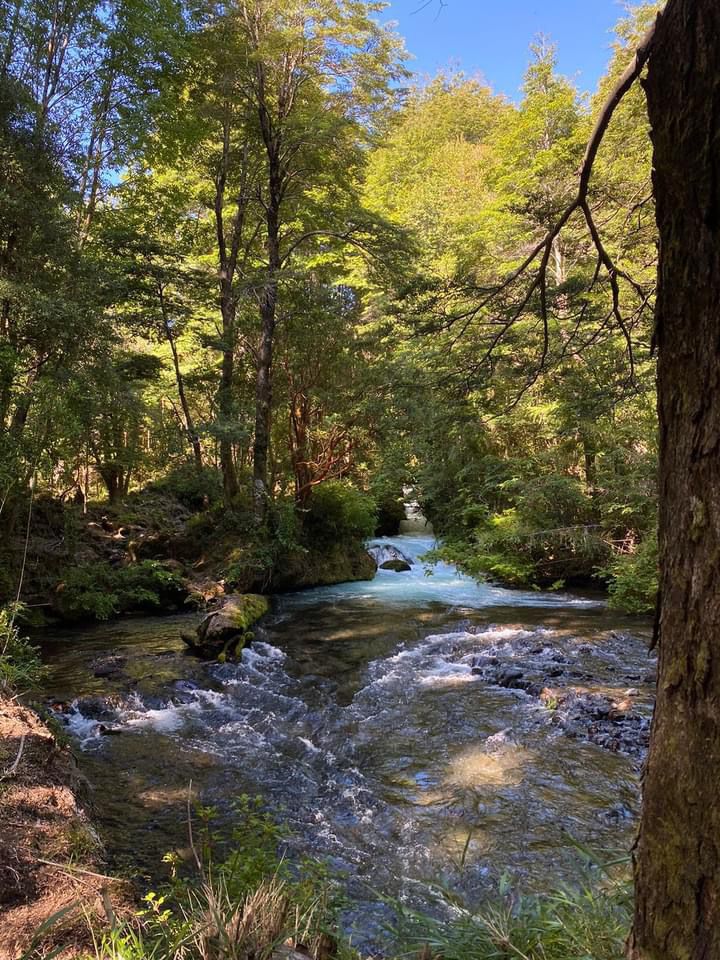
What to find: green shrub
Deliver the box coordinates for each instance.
[517,475,595,530]
[56,561,187,621]
[434,536,535,586]
[0,604,45,692]
[301,481,377,547]
[437,505,609,588]
[148,464,223,512]
[606,535,658,614]
[375,493,406,536]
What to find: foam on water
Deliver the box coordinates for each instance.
[45,544,652,952]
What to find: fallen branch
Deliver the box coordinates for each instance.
[36,858,130,884]
[1,733,25,780]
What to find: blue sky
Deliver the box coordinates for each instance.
[382,0,630,100]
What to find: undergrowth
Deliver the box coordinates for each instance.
[81,797,351,960]
[0,603,45,692]
[55,560,188,621]
[33,797,634,960]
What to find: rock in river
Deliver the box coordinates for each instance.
[183,594,269,660]
[380,559,412,572]
[367,543,413,567]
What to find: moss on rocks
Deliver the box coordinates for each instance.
[184,594,270,660]
[270,543,377,592]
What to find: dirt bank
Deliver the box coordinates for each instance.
[0,698,127,959]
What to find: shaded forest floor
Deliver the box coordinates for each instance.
[0,486,376,626]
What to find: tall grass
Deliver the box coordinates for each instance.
[389,876,631,960]
[82,798,350,960]
[0,602,45,693]
[36,798,632,960]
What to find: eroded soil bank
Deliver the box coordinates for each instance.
[0,698,128,959]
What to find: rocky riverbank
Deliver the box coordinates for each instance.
[0,488,377,626]
[467,625,654,762]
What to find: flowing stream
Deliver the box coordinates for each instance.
[41,536,654,947]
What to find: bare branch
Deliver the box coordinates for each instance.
[431,14,661,398]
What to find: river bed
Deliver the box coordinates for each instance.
[41,536,654,946]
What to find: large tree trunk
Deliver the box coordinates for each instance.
[630,2,720,956]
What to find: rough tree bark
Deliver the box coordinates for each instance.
[630,1,720,956]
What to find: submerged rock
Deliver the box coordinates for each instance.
[183,594,270,660]
[380,559,412,572]
[91,655,128,679]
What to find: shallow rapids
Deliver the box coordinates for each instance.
[41,536,654,947]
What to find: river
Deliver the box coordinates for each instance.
[41,535,654,947]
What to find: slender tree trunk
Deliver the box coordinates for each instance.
[252,203,280,518]
[289,392,312,505]
[158,284,203,471]
[630,2,720,956]
[581,432,596,493]
[218,299,239,501]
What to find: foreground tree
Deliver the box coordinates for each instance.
[629,0,720,955]
[427,0,717,952]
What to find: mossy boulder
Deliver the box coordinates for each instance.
[270,543,377,592]
[183,594,269,660]
[380,558,412,572]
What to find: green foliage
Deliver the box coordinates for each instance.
[517,475,596,530]
[0,604,45,693]
[84,797,348,960]
[391,872,631,960]
[606,536,659,614]
[56,561,187,622]
[148,464,223,512]
[301,481,377,547]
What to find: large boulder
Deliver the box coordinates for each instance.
[183,594,269,660]
[367,543,413,567]
[269,544,377,592]
[380,558,411,572]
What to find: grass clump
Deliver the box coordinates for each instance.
[0,603,45,692]
[391,870,631,960]
[83,797,350,960]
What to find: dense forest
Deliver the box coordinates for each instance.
[0,0,660,618]
[2,0,720,957]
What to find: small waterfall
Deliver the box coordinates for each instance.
[399,496,434,535]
